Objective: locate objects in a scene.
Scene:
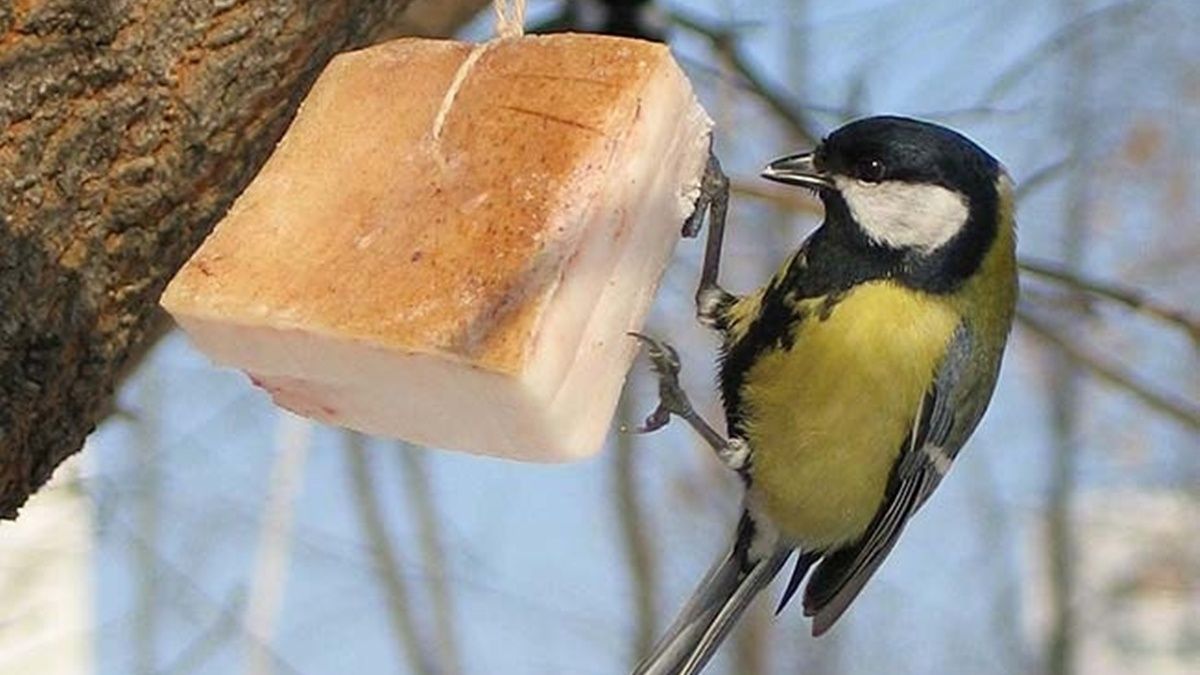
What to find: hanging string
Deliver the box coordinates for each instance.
[433,0,526,152]
[492,0,527,39]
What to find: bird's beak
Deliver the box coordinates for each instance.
[761,152,835,191]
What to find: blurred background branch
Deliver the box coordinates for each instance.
[345,433,433,675]
[614,398,660,662]
[1042,7,1094,668]
[1020,260,1200,345]
[669,9,820,145]
[396,443,463,675]
[1017,309,1200,430]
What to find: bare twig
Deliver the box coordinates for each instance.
[1020,259,1200,344]
[670,10,820,145]
[1018,309,1200,430]
[396,443,462,675]
[345,432,433,675]
[614,396,659,660]
[670,51,860,121]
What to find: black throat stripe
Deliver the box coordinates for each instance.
[716,182,999,437]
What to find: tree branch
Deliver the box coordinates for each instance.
[1017,308,1200,430]
[614,397,658,661]
[1020,259,1200,344]
[345,432,432,675]
[395,442,462,675]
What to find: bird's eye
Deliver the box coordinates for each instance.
[858,159,886,183]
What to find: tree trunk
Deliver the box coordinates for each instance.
[0,0,486,518]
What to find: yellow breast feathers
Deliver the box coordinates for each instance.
[738,282,960,548]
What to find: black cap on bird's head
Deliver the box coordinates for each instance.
[761,116,1010,290]
[762,116,1001,196]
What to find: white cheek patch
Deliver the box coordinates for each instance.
[835,177,970,252]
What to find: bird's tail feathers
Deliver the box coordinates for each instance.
[633,520,792,675]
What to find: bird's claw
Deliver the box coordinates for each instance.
[636,405,672,434]
[628,332,695,434]
[629,331,681,375]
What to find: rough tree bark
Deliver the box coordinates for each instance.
[0,0,486,518]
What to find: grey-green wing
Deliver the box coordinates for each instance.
[800,323,1004,636]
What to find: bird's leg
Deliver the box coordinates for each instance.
[628,332,750,472]
[682,150,735,330]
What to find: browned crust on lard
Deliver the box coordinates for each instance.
[161,35,674,375]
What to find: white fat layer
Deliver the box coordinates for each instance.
[835,177,969,252]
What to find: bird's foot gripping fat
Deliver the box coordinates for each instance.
[686,153,738,329]
[628,332,749,473]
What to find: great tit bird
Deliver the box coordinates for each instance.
[630,115,1018,674]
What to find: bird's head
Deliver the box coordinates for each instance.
[761,116,1009,258]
